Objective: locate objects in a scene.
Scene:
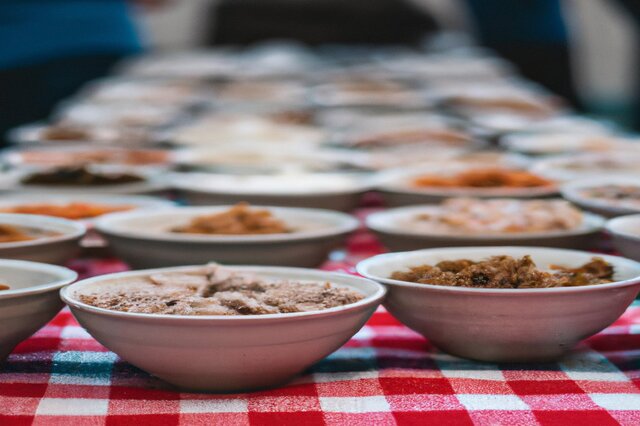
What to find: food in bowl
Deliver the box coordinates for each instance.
[347,128,471,149]
[0,283,9,290]
[0,202,133,220]
[579,185,640,209]
[21,166,144,186]
[390,255,614,288]
[0,224,59,243]
[172,203,290,235]
[405,198,583,234]
[77,263,365,315]
[15,148,170,167]
[412,168,554,189]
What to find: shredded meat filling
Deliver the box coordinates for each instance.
[390,256,614,289]
[78,264,364,315]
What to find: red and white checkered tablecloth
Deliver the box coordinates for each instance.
[2,222,640,425]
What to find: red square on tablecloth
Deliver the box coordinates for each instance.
[249,411,325,425]
[105,414,179,425]
[0,382,48,398]
[0,415,35,426]
[392,410,474,425]
[533,410,620,426]
[509,380,585,395]
[379,377,455,395]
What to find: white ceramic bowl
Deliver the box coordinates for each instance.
[0,167,168,196]
[168,172,372,211]
[562,177,640,218]
[0,260,77,360]
[61,265,385,392]
[95,206,359,268]
[606,214,640,261]
[376,166,558,206]
[0,194,175,225]
[0,214,86,264]
[532,152,640,182]
[357,247,640,362]
[366,205,605,251]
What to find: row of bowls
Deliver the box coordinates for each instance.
[3,245,640,392]
[2,200,639,268]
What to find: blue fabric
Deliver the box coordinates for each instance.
[0,0,142,69]
[465,0,568,45]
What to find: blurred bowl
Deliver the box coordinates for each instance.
[0,214,85,264]
[0,259,77,360]
[168,172,372,211]
[366,204,604,251]
[95,205,359,268]
[606,214,640,262]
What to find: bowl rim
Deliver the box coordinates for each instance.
[365,203,604,240]
[0,258,77,299]
[561,177,640,215]
[606,214,640,242]
[94,205,360,243]
[356,246,640,295]
[166,171,374,196]
[375,166,559,198]
[0,213,86,248]
[60,265,387,321]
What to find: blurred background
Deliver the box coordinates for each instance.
[2,0,639,141]
[137,0,639,125]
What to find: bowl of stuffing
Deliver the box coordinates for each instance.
[357,246,640,362]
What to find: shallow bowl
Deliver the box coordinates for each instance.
[366,205,605,251]
[0,214,86,264]
[95,206,359,268]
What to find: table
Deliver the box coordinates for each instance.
[2,223,640,425]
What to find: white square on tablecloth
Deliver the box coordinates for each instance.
[590,393,640,410]
[320,396,390,413]
[457,394,530,411]
[36,398,109,415]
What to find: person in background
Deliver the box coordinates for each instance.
[613,0,640,130]
[0,0,166,145]
[464,0,580,108]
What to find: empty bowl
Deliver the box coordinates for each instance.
[0,259,77,361]
[61,265,385,392]
[357,246,640,362]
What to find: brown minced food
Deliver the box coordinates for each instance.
[390,255,614,289]
[79,264,364,315]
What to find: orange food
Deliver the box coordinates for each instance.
[172,203,290,235]
[0,224,35,243]
[1,203,133,220]
[412,168,554,189]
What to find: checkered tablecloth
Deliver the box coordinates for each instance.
[2,222,640,425]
